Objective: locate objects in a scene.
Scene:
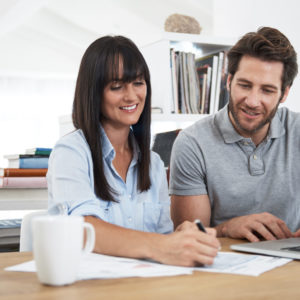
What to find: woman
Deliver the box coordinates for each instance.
[47,35,219,266]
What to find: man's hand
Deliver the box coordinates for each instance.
[217,213,293,242]
[292,229,300,237]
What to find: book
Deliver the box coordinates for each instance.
[214,51,224,113]
[186,52,200,114]
[0,219,22,238]
[6,157,49,169]
[197,65,211,114]
[4,154,49,159]
[0,235,20,245]
[196,53,219,114]
[218,51,230,110]
[0,177,47,188]
[25,148,52,155]
[0,168,48,177]
[170,48,179,113]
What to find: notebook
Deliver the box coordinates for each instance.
[230,237,300,259]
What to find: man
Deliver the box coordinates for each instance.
[170,27,300,242]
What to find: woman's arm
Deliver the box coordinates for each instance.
[85,216,219,267]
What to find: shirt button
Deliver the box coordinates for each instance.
[253,155,257,160]
[128,217,132,222]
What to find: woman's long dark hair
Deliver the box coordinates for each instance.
[72,36,151,202]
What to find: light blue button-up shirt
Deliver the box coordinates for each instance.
[47,127,173,234]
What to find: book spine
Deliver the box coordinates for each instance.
[2,168,48,177]
[0,177,47,188]
[19,154,50,158]
[19,158,49,169]
[35,150,51,155]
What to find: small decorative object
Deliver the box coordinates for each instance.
[164,13,201,34]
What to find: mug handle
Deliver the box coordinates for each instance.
[82,222,95,254]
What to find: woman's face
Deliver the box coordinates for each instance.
[101,66,147,129]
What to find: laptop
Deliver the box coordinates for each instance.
[230,237,300,259]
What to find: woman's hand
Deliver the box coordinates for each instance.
[152,221,220,267]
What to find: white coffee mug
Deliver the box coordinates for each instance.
[32,215,95,286]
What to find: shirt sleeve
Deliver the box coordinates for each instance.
[169,130,208,196]
[47,133,105,219]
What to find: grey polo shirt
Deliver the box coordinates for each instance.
[169,105,300,231]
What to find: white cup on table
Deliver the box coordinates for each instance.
[32,215,95,286]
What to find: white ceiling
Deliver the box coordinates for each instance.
[0,0,213,77]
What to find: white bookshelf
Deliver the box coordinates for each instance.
[141,32,234,118]
[59,34,234,136]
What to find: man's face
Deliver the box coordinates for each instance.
[227,55,290,143]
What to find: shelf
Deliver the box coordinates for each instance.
[152,113,209,122]
[141,34,233,116]
[0,189,48,210]
[145,32,235,48]
[59,113,209,136]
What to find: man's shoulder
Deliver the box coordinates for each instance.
[277,106,300,127]
[180,115,215,139]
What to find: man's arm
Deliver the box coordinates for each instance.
[171,195,211,229]
[171,195,293,242]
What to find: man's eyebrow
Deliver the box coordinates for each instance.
[236,78,251,84]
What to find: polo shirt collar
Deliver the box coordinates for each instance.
[216,104,286,144]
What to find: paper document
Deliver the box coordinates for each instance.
[5,253,193,279]
[194,252,291,276]
[5,252,291,279]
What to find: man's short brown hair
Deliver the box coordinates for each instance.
[227,27,298,92]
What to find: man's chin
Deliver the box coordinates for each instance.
[238,120,266,135]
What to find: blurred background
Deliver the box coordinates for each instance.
[0,0,300,166]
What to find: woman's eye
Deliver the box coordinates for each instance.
[134,80,145,86]
[110,84,122,90]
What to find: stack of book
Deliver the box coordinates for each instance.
[0,218,22,252]
[195,51,229,115]
[170,49,229,115]
[0,147,51,188]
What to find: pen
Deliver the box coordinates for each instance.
[194,219,207,233]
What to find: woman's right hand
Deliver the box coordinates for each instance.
[153,221,220,267]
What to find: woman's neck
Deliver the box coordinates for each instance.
[101,123,131,153]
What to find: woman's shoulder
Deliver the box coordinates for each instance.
[52,129,91,157]
[55,129,87,147]
[150,150,165,171]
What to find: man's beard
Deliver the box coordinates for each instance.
[228,91,280,135]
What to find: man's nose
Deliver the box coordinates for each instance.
[244,89,260,107]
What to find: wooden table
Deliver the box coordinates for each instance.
[1,238,299,300]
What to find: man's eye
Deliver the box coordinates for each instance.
[263,89,274,94]
[238,84,250,89]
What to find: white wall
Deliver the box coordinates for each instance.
[0,0,214,167]
[213,0,300,112]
